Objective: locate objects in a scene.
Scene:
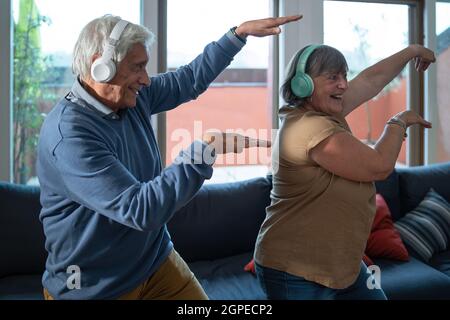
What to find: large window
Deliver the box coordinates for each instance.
[166,0,273,184]
[12,0,140,184]
[324,1,410,165]
[4,0,443,185]
[436,0,450,162]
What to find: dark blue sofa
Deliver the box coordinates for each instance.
[1,162,450,300]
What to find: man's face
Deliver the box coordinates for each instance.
[93,43,150,111]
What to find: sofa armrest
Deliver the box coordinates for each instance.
[0,182,46,278]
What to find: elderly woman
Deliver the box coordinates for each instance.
[254,44,435,300]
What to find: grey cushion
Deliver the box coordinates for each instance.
[394,189,450,262]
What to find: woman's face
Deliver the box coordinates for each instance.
[307,71,348,116]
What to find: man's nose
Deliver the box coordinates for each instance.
[139,69,150,86]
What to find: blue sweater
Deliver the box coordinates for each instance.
[37,31,243,299]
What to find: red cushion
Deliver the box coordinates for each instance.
[244,259,255,274]
[362,254,374,266]
[244,194,408,274]
[365,194,409,261]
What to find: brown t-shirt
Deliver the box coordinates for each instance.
[254,106,376,289]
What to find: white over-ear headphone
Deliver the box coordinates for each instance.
[90,19,130,83]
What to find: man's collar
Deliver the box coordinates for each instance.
[70,78,120,119]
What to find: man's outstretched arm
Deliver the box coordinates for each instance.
[147,15,302,114]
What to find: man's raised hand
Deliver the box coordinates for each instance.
[235,15,302,39]
[203,131,271,154]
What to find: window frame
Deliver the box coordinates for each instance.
[0,0,439,182]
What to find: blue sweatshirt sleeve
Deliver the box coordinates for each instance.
[51,125,215,232]
[145,31,245,115]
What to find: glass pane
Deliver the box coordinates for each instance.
[12,0,140,184]
[167,0,272,184]
[324,1,409,165]
[436,1,450,162]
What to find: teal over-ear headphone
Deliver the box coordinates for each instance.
[290,44,322,98]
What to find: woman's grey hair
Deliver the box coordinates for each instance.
[281,45,348,107]
[72,15,155,81]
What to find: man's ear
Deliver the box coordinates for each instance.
[86,53,103,84]
[91,53,102,64]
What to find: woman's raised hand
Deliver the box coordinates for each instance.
[394,110,432,129]
[410,44,436,72]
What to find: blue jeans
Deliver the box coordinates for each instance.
[255,262,387,300]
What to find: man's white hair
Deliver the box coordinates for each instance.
[72,15,155,81]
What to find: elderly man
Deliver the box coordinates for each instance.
[37,14,301,300]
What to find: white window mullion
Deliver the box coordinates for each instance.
[142,0,167,166]
[271,0,280,130]
[424,0,438,165]
[279,0,323,115]
[0,0,12,182]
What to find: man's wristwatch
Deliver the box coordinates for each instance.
[387,117,408,139]
[230,26,247,44]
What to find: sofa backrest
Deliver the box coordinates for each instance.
[375,170,401,220]
[168,177,272,263]
[0,182,47,278]
[375,162,450,221]
[1,162,447,271]
[0,176,272,274]
[168,163,450,262]
[397,162,450,217]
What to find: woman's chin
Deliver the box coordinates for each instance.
[332,102,344,113]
